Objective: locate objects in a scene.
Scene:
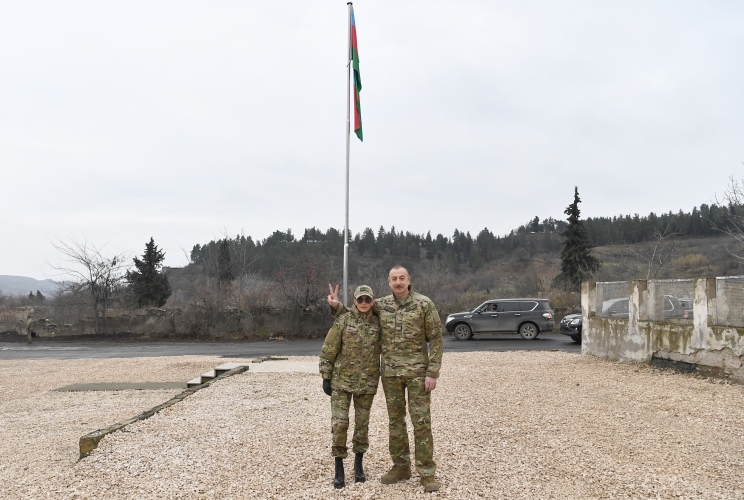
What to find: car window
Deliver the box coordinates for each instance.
[520,301,538,311]
[535,301,549,310]
[615,301,629,314]
[498,302,521,312]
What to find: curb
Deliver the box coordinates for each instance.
[252,356,288,363]
[78,365,249,459]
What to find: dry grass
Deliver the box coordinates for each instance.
[3,352,744,499]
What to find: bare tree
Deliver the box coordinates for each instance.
[522,259,560,297]
[238,273,275,312]
[714,175,744,259]
[415,259,453,303]
[353,265,390,304]
[627,227,682,280]
[227,230,260,312]
[276,253,335,315]
[189,275,231,332]
[235,272,277,332]
[50,238,129,334]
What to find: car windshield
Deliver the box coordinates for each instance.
[601,298,628,314]
[473,302,492,313]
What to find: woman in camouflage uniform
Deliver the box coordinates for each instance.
[319,285,381,489]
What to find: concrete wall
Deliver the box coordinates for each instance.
[0,307,31,334]
[582,278,744,382]
[0,305,306,339]
[0,306,192,337]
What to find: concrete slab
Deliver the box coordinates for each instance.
[54,382,187,392]
[245,360,318,373]
[186,377,203,388]
[79,364,250,457]
[214,362,249,372]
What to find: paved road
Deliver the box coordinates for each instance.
[443,333,580,353]
[0,333,579,360]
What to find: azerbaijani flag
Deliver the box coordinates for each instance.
[350,7,362,141]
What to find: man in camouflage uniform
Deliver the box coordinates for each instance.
[328,265,443,492]
[319,285,381,489]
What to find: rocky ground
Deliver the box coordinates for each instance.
[2,352,744,499]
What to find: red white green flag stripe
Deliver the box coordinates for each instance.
[350,7,362,141]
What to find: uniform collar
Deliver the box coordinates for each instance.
[393,288,414,306]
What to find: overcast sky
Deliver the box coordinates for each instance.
[2,0,743,279]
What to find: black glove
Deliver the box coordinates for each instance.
[323,379,332,396]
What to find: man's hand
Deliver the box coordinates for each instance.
[327,284,340,308]
[323,379,332,396]
[424,376,437,392]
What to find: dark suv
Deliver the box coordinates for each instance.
[445,298,555,340]
[600,295,688,319]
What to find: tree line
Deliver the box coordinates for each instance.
[26,180,743,339]
[581,203,736,246]
[189,201,739,279]
[189,226,565,275]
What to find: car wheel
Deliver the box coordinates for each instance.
[518,323,538,340]
[571,335,582,344]
[453,323,473,340]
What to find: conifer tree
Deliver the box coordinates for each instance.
[529,216,541,233]
[554,187,599,290]
[126,237,172,307]
[218,239,234,283]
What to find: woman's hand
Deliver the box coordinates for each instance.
[327,284,340,308]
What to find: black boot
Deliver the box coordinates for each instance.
[354,453,366,483]
[334,457,345,489]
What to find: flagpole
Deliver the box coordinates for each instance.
[343,2,352,307]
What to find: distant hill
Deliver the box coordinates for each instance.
[0,275,60,296]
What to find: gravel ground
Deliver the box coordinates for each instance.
[3,352,744,499]
[0,356,233,499]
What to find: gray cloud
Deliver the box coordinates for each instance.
[2,0,743,278]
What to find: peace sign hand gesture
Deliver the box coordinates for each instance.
[327,284,340,308]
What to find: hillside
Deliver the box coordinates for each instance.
[164,232,741,319]
[0,275,59,297]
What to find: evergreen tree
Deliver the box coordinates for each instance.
[554,187,599,290]
[190,243,202,264]
[360,227,376,255]
[218,239,234,283]
[126,237,172,307]
[529,216,541,233]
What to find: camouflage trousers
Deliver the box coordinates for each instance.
[330,390,375,458]
[381,376,436,477]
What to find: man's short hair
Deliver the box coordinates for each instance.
[389,265,409,276]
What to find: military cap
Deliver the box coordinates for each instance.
[354,285,374,299]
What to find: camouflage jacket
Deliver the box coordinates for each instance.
[319,305,381,394]
[333,291,443,379]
